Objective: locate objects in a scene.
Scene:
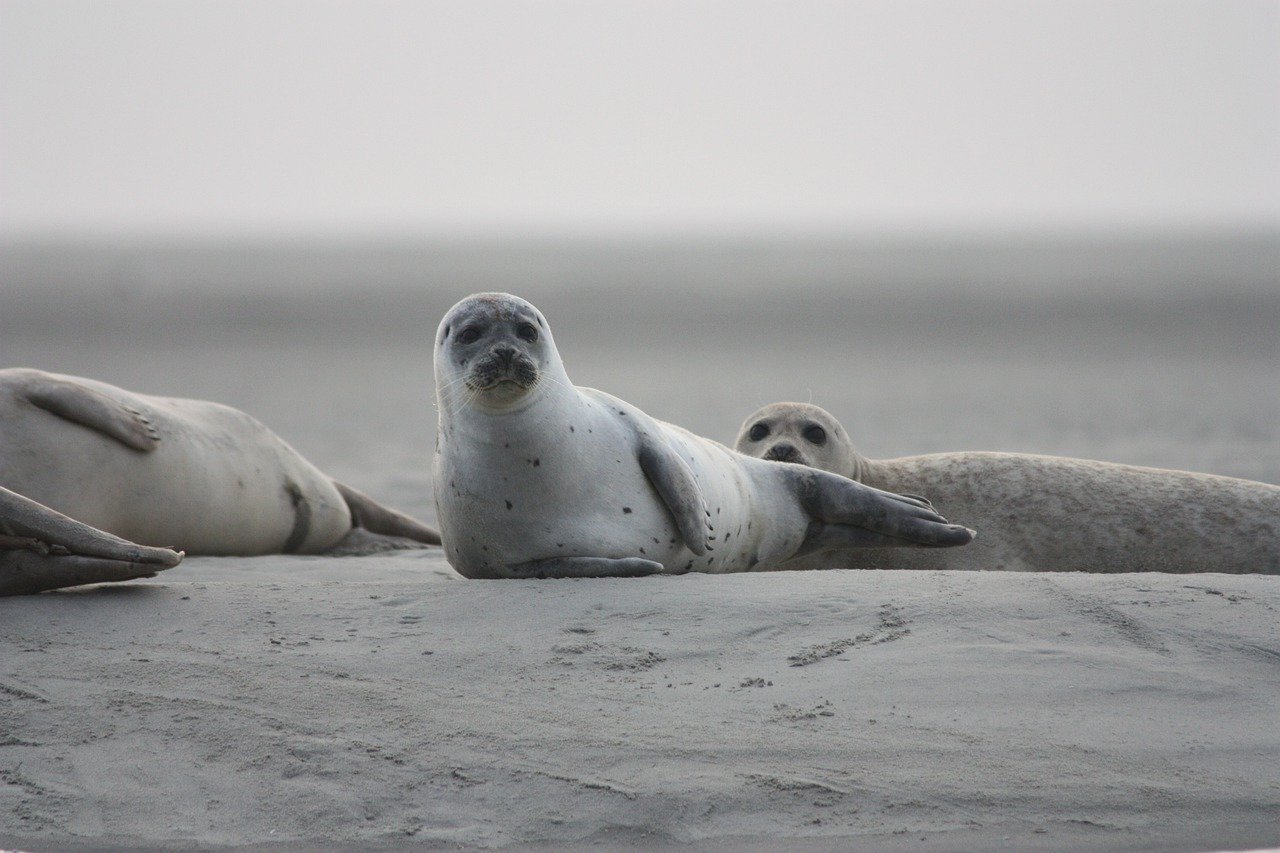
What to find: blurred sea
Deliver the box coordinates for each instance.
[3,234,1277,526]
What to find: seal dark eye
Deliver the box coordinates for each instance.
[517,323,539,342]
[748,423,769,442]
[457,327,482,345]
[803,425,827,445]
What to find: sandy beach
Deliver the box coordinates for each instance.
[2,558,1278,851]
[2,239,1279,850]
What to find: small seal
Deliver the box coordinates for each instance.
[0,369,441,556]
[431,293,974,579]
[735,402,1280,573]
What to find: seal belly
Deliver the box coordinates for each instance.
[0,382,351,555]
[436,401,684,576]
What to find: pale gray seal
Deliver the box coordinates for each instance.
[0,369,441,556]
[1,484,183,595]
[431,293,974,579]
[734,402,1280,573]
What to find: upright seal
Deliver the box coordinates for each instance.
[0,369,441,556]
[432,293,974,579]
[735,402,1280,574]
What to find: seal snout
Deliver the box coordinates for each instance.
[467,346,540,392]
[764,442,805,465]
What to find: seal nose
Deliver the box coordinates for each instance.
[493,346,517,368]
[764,442,800,463]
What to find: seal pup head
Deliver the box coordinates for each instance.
[734,402,864,481]
[434,292,565,414]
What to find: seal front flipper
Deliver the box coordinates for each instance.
[794,468,975,547]
[0,485,183,566]
[1,485,183,596]
[332,481,442,545]
[637,434,710,556]
[502,556,666,579]
[18,371,160,452]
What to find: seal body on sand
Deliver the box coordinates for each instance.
[431,293,973,579]
[1,484,182,595]
[735,402,1280,574]
[0,369,440,556]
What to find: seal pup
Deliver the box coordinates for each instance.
[432,293,974,579]
[0,369,441,556]
[2,484,182,595]
[735,402,1280,574]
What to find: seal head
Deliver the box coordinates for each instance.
[435,293,563,415]
[735,402,867,481]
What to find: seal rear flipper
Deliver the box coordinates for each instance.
[502,556,666,579]
[19,373,160,452]
[637,436,710,556]
[333,481,442,545]
[795,468,975,547]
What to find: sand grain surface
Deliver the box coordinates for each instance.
[2,557,1277,851]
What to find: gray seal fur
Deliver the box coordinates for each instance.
[0,368,441,556]
[432,293,974,579]
[735,402,1280,574]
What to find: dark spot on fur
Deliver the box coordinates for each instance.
[504,443,510,449]
[505,500,513,510]
[623,507,632,514]
[556,543,564,548]
[533,458,540,467]
[706,556,714,565]
[652,537,660,544]
[639,547,646,554]
[683,561,694,571]
[281,479,311,554]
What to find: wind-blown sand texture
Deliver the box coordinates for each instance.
[2,556,1277,851]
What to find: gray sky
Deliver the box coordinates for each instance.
[2,0,1277,238]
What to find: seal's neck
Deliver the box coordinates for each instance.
[848,452,870,483]
[436,362,576,443]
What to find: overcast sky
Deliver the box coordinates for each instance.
[2,1,1277,239]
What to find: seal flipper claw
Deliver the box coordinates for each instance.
[19,371,160,452]
[637,436,710,556]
